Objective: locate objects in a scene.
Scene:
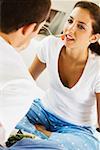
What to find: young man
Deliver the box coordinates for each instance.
[0,0,61,149]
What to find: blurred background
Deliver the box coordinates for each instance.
[20,0,100,90]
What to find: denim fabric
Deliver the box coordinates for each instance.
[16,99,100,150]
[0,138,62,150]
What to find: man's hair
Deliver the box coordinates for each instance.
[0,0,51,34]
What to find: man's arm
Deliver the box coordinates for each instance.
[0,79,37,142]
[29,56,46,80]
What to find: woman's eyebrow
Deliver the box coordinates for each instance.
[78,21,88,27]
[69,16,73,20]
[69,16,88,27]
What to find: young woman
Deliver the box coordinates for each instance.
[22,1,100,149]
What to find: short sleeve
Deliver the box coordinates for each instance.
[36,35,54,63]
[36,37,48,63]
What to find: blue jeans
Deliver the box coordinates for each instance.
[17,99,100,150]
[0,138,62,150]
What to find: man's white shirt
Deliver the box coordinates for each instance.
[0,36,44,143]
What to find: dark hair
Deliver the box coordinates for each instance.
[0,0,51,34]
[74,1,100,55]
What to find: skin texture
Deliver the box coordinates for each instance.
[35,125,51,137]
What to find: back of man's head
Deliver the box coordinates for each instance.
[0,0,51,34]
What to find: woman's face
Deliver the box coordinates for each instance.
[63,7,94,50]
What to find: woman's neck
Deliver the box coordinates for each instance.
[63,46,89,65]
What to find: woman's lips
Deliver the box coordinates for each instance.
[65,34,75,40]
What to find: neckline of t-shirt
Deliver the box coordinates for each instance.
[56,45,91,92]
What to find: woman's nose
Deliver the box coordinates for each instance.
[64,23,76,34]
[68,23,76,33]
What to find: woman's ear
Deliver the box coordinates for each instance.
[90,33,100,44]
[21,23,37,36]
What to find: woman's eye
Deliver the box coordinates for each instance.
[78,24,85,30]
[68,19,73,24]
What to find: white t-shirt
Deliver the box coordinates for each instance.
[37,35,100,127]
[0,36,44,143]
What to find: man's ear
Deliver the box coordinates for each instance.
[90,33,100,44]
[21,23,37,36]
